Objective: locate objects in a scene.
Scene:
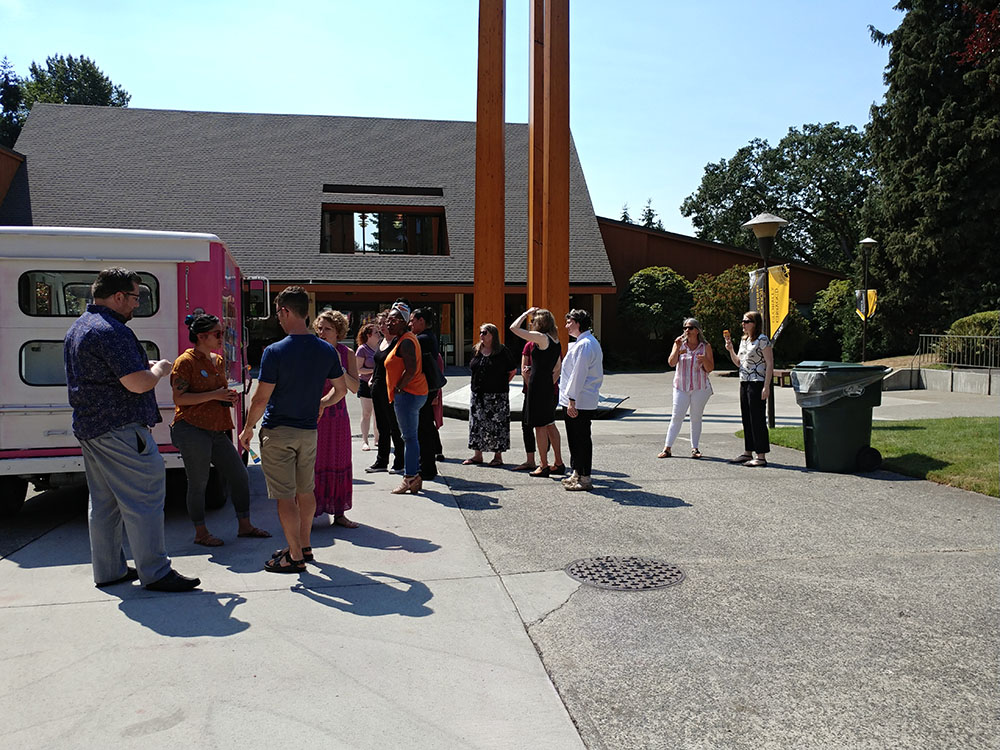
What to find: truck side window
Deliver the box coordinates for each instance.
[21,341,161,386]
[18,271,159,317]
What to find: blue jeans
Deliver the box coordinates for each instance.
[79,423,172,585]
[393,391,427,476]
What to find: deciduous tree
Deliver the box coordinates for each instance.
[680,123,874,273]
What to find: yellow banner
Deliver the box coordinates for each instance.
[855,289,877,320]
[768,264,790,339]
[749,265,791,340]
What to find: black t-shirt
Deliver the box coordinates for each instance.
[470,346,516,393]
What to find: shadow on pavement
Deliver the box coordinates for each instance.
[115,590,251,637]
[314,523,441,554]
[590,477,692,508]
[292,563,433,617]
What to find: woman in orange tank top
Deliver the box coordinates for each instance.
[383,305,428,494]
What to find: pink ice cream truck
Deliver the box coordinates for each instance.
[0,226,269,516]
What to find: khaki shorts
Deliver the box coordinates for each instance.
[259,426,318,499]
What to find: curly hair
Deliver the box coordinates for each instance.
[314,309,349,340]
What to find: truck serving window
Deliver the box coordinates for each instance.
[21,340,161,386]
[18,271,159,317]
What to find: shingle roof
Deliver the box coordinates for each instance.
[1,104,613,286]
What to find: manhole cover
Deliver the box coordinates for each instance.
[564,556,685,591]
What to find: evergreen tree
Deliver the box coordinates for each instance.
[866,1,1000,347]
[0,58,22,149]
[0,55,130,148]
[620,203,632,223]
[639,198,657,229]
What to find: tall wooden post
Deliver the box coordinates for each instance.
[527,0,545,308]
[541,0,570,345]
[473,0,506,334]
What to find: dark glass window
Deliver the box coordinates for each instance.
[20,340,160,386]
[18,271,159,317]
[321,209,448,255]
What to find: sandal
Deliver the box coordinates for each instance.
[551,464,566,474]
[263,550,306,574]
[513,462,537,471]
[729,454,753,464]
[691,449,702,459]
[657,448,671,459]
[333,515,359,529]
[529,466,551,477]
[237,527,272,538]
[272,546,314,563]
[744,458,768,467]
[488,457,504,467]
[194,534,224,547]
[462,457,483,465]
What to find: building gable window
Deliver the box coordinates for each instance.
[321,206,449,256]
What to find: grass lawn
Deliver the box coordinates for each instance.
[762,417,999,498]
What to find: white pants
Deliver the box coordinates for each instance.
[664,386,713,451]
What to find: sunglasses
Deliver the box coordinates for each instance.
[683,326,697,330]
[741,320,753,324]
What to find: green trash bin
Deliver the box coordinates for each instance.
[791,361,891,473]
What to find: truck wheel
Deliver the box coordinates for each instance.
[166,467,229,510]
[856,446,882,473]
[205,467,229,510]
[0,477,29,517]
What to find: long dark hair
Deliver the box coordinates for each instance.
[474,322,502,355]
[742,311,763,341]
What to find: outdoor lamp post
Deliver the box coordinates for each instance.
[741,212,788,428]
[859,237,877,362]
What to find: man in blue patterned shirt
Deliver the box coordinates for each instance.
[64,268,200,592]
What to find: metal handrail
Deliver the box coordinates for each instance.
[911,334,1000,371]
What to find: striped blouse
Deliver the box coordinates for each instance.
[673,341,710,392]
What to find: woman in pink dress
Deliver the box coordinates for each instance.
[313,310,360,528]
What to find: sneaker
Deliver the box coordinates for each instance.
[145,569,200,592]
[561,471,579,487]
[361,442,371,452]
[564,476,593,492]
[365,463,388,474]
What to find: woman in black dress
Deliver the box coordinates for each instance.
[365,309,405,473]
[463,323,517,467]
[509,307,565,477]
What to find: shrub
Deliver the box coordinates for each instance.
[691,264,756,368]
[619,266,694,361]
[946,310,1000,338]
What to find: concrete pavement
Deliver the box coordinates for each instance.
[1,371,997,749]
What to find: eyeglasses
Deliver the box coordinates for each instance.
[123,292,140,300]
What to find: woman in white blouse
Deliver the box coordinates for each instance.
[724,310,773,467]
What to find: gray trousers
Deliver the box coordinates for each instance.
[79,423,172,586]
[170,420,250,525]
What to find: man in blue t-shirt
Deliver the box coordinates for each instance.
[239,287,346,573]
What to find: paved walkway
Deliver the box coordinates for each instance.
[2,372,997,749]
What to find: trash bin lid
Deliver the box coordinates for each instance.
[790,361,890,407]
[792,361,887,373]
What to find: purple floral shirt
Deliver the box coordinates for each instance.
[64,304,161,440]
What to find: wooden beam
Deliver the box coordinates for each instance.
[542,0,570,349]
[527,0,545,308]
[473,0,506,333]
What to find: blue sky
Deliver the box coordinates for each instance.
[1,0,902,234]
